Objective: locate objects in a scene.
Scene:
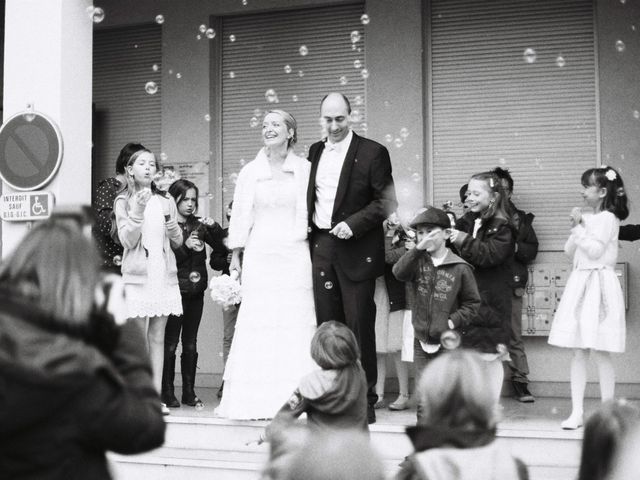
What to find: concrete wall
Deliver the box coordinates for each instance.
[96,0,640,394]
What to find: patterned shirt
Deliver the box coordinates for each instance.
[92,177,124,271]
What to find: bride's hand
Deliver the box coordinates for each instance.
[230,248,243,277]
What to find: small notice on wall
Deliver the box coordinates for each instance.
[165,162,210,195]
[0,191,53,221]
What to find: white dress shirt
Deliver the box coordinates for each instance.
[313,130,353,229]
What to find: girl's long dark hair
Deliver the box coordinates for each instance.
[469,171,512,223]
[168,178,199,214]
[581,166,629,220]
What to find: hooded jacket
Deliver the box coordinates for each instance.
[393,248,480,344]
[265,363,368,439]
[396,424,528,480]
[0,293,165,480]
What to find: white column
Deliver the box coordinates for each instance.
[2,0,93,257]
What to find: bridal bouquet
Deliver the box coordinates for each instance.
[209,271,242,308]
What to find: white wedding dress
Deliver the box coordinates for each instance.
[215,174,317,420]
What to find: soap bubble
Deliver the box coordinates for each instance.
[361,69,370,79]
[176,73,182,79]
[339,75,348,85]
[113,255,122,266]
[152,64,159,72]
[196,34,201,40]
[168,69,173,75]
[89,6,105,23]
[365,257,372,263]
[354,95,364,105]
[615,40,626,52]
[320,271,325,277]
[350,30,361,43]
[555,55,566,67]
[298,70,305,77]
[384,134,393,143]
[229,71,235,78]
[204,114,211,122]
[360,14,370,25]
[411,172,421,182]
[292,95,299,102]
[189,271,201,283]
[229,172,239,184]
[351,109,362,122]
[206,28,216,39]
[155,14,165,24]
[284,64,292,74]
[523,48,537,63]
[399,127,409,139]
[394,138,404,148]
[145,81,158,95]
[250,116,259,127]
[240,158,246,166]
[299,45,309,56]
[242,0,248,4]
[353,59,362,69]
[253,108,262,116]
[265,89,278,103]
[633,110,640,120]
[360,122,368,132]
[324,281,333,289]
[199,24,206,33]
[499,158,506,165]
[229,34,236,42]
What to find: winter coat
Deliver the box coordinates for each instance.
[508,202,538,290]
[453,213,515,353]
[114,191,183,285]
[393,248,481,344]
[265,363,368,440]
[210,226,231,274]
[0,292,165,480]
[172,216,225,296]
[396,425,528,480]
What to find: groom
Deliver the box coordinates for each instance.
[307,92,397,424]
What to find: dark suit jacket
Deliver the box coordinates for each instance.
[307,132,397,281]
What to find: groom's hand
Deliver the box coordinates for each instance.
[330,222,353,240]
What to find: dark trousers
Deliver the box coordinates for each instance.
[165,293,204,355]
[507,292,530,383]
[311,230,378,406]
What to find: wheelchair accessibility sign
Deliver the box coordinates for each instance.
[0,191,53,221]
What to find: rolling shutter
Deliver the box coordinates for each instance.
[429,0,597,251]
[219,3,367,209]
[92,24,162,190]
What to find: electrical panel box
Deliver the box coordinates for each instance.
[521,262,628,336]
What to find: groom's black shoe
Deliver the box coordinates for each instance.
[367,404,376,424]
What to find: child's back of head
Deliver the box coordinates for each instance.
[311,320,360,369]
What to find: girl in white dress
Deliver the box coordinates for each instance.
[548,166,629,430]
[113,146,183,414]
[215,110,317,420]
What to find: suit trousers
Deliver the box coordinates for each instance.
[311,229,378,406]
[507,292,530,383]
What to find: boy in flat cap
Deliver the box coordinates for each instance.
[393,207,481,421]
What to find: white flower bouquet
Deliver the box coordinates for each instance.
[209,271,242,308]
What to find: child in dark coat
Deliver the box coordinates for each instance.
[393,207,481,421]
[264,320,368,440]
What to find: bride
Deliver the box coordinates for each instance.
[215,109,317,420]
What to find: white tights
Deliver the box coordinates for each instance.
[567,348,615,421]
[376,352,410,399]
[485,359,504,404]
[145,315,168,393]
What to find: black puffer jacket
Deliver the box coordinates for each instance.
[172,216,226,296]
[453,213,515,353]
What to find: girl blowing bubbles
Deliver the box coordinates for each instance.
[114,147,183,414]
[548,166,628,430]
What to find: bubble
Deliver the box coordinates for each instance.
[384,100,391,108]
[189,271,202,283]
[299,45,309,56]
[155,14,165,24]
[204,114,211,122]
[633,110,640,120]
[320,271,325,277]
[555,55,566,67]
[339,75,348,85]
[134,44,139,49]
[411,172,421,182]
[523,48,537,63]
[229,34,236,42]
[284,64,292,74]
[206,28,216,39]
[113,255,122,266]
[207,193,214,199]
[177,73,183,79]
[632,24,637,32]
[394,138,404,148]
[324,281,333,289]
[384,134,393,143]
[351,109,362,122]
[360,14,370,25]
[292,95,299,102]
[365,257,372,263]
[229,172,239,184]
[253,108,262,116]
[196,34,202,40]
[152,64,159,72]
[361,69,370,79]
[229,71,236,78]
[160,152,168,162]
[621,0,627,4]
[499,158,506,165]
[264,89,278,103]
[145,81,158,95]
[218,176,223,183]
[195,402,204,411]
[360,122,368,132]
[350,30,361,43]
[297,70,305,77]
[353,59,362,70]
[242,0,248,4]
[199,24,206,33]
[354,95,364,105]
[440,330,461,350]
[399,127,409,139]
[615,40,625,52]
[551,407,559,415]
[352,44,357,51]
[240,158,246,166]
[89,6,105,23]
[168,69,173,75]
[250,116,259,127]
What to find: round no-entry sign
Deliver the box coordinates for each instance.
[0,110,63,191]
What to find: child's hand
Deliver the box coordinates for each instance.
[569,207,582,227]
[416,230,438,250]
[134,188,152,207]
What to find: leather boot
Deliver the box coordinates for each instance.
[161,350,180,408]
[181,351,203,408]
